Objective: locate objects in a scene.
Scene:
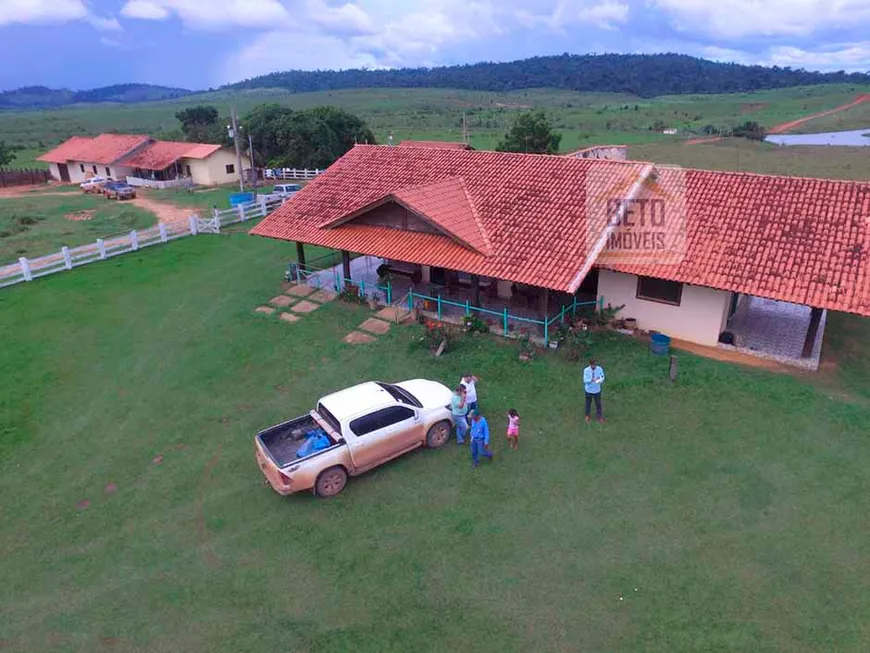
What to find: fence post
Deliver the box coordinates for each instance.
[130,231,139,251]
[238,204,246,223]
[544,320,549,347]
[465,300,470,317]
[598,295,604,313]
[386,283,392,305]
[159,223,168,243]
[189,215,198,236]
[213,207,219,219]
[18,257,32,282]
[503,307,508,336]
[408,291,414,313]
[572,295,578,319]
[360,279,366,297]
[295,265,301,284]
[61,246,72,270]
[437,295,442,321]
[97,239,106,259]
[259,195,268,216]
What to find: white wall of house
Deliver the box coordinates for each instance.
[597,269,731,346]
[62,161,133,184]
[182,150,251,186]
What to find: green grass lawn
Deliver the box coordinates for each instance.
[1,234,869,652]
[143,185,239,214]
[630,138,870,180]
[0,194,157,263]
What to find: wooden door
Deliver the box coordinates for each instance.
[57,164,70,183]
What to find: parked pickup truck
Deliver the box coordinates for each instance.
[255,380,454,497]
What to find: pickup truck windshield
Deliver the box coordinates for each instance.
[316,403,342,436]
[376,382,422,408]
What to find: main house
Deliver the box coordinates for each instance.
[251,144,870,369]
[37,134,251,187]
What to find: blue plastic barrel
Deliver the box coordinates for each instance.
[229,192,254,207]
[650,332,671,356]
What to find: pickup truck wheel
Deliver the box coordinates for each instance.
[426,420,451,448]
[315,466,347,497]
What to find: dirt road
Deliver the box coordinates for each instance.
[685,92,870,145]
[130,196,192,223]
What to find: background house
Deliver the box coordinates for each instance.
[38,135,250,187]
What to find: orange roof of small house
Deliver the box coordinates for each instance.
[398,140,474,150]
[119,141,222,170]
[36,137,94,164]
[36,134,151,165]
[252,145,870,316]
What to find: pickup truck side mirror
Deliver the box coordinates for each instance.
[414,411,421,423]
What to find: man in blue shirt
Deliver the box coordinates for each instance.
[583,358,605,424]
[469,410,493,468]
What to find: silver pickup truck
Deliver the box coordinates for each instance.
[255,380,454,497]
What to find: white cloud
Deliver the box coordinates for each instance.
[89,15,123,31]
[0,0,87,25]
[119,0,290,29]
[543,0,630,30]
[307,0,377,36]
[650,0,870,39]
[702,42,870,72]
[121,0,169,20]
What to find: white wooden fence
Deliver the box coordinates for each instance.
[0,195,287,290]
[264,168,323,180]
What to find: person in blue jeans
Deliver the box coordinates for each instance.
[583,358,605,423]
[450,385,469,444]
[469,410,494,468]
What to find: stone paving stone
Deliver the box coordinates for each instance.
[270,295,295,307]
[255,306,276,315]
[286,284,315,298]
[291,300,321,314]
[308,289,337,303]
[375,306,411,323]
[359,317,391,335]
[343,331,377,345]
[279,312,300,323]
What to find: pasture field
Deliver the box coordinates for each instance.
[3,83,869,169]
[1,232,869,652]
[0,193,157,262]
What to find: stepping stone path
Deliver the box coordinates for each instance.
[343,314,394,345]
[253,284,335,324]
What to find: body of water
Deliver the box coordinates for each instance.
[765,128,870,146]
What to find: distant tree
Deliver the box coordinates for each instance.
[496,111,561,154]
[0,141,16,167]
[175,105,224,143]
[241,104,375,168]
[732,120,767,141]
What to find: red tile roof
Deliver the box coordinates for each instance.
[119,141,222,170]
[67,134,151,164]
[398,140,474,150]
[253,145,870,316]
[36,137,95,164]
[37,134,223,168]
[252,145,651,290]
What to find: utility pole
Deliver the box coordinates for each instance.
[247,131,256,188]
[229,106,244,192]
[462,112,468,144]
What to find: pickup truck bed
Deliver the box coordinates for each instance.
[257,414,335,467]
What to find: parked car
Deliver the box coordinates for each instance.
[273,183,302,198]
[255,380,454,497]
[80,176,111,193]
[102,181,137,200]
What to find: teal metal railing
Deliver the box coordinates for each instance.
[405,290,601,346]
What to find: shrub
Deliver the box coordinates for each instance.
[338,285,366,304]
[461,315,489,334]
[420,319,455,353]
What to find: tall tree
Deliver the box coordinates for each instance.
[241,104,375,169]
[496,111,562,154]
[175,105,224,143]
[0,141,16,167]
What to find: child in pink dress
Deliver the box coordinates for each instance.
[506,409,520,450]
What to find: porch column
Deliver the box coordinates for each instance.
[341,250,352,281]
[539,288,549,318]
[470,274,481,306]
[801,307,823,358]
[295,242,306,268]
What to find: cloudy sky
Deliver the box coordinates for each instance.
[1,0,869,90]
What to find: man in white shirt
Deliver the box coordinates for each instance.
[460,373,479,424]
[582,359,605,424]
